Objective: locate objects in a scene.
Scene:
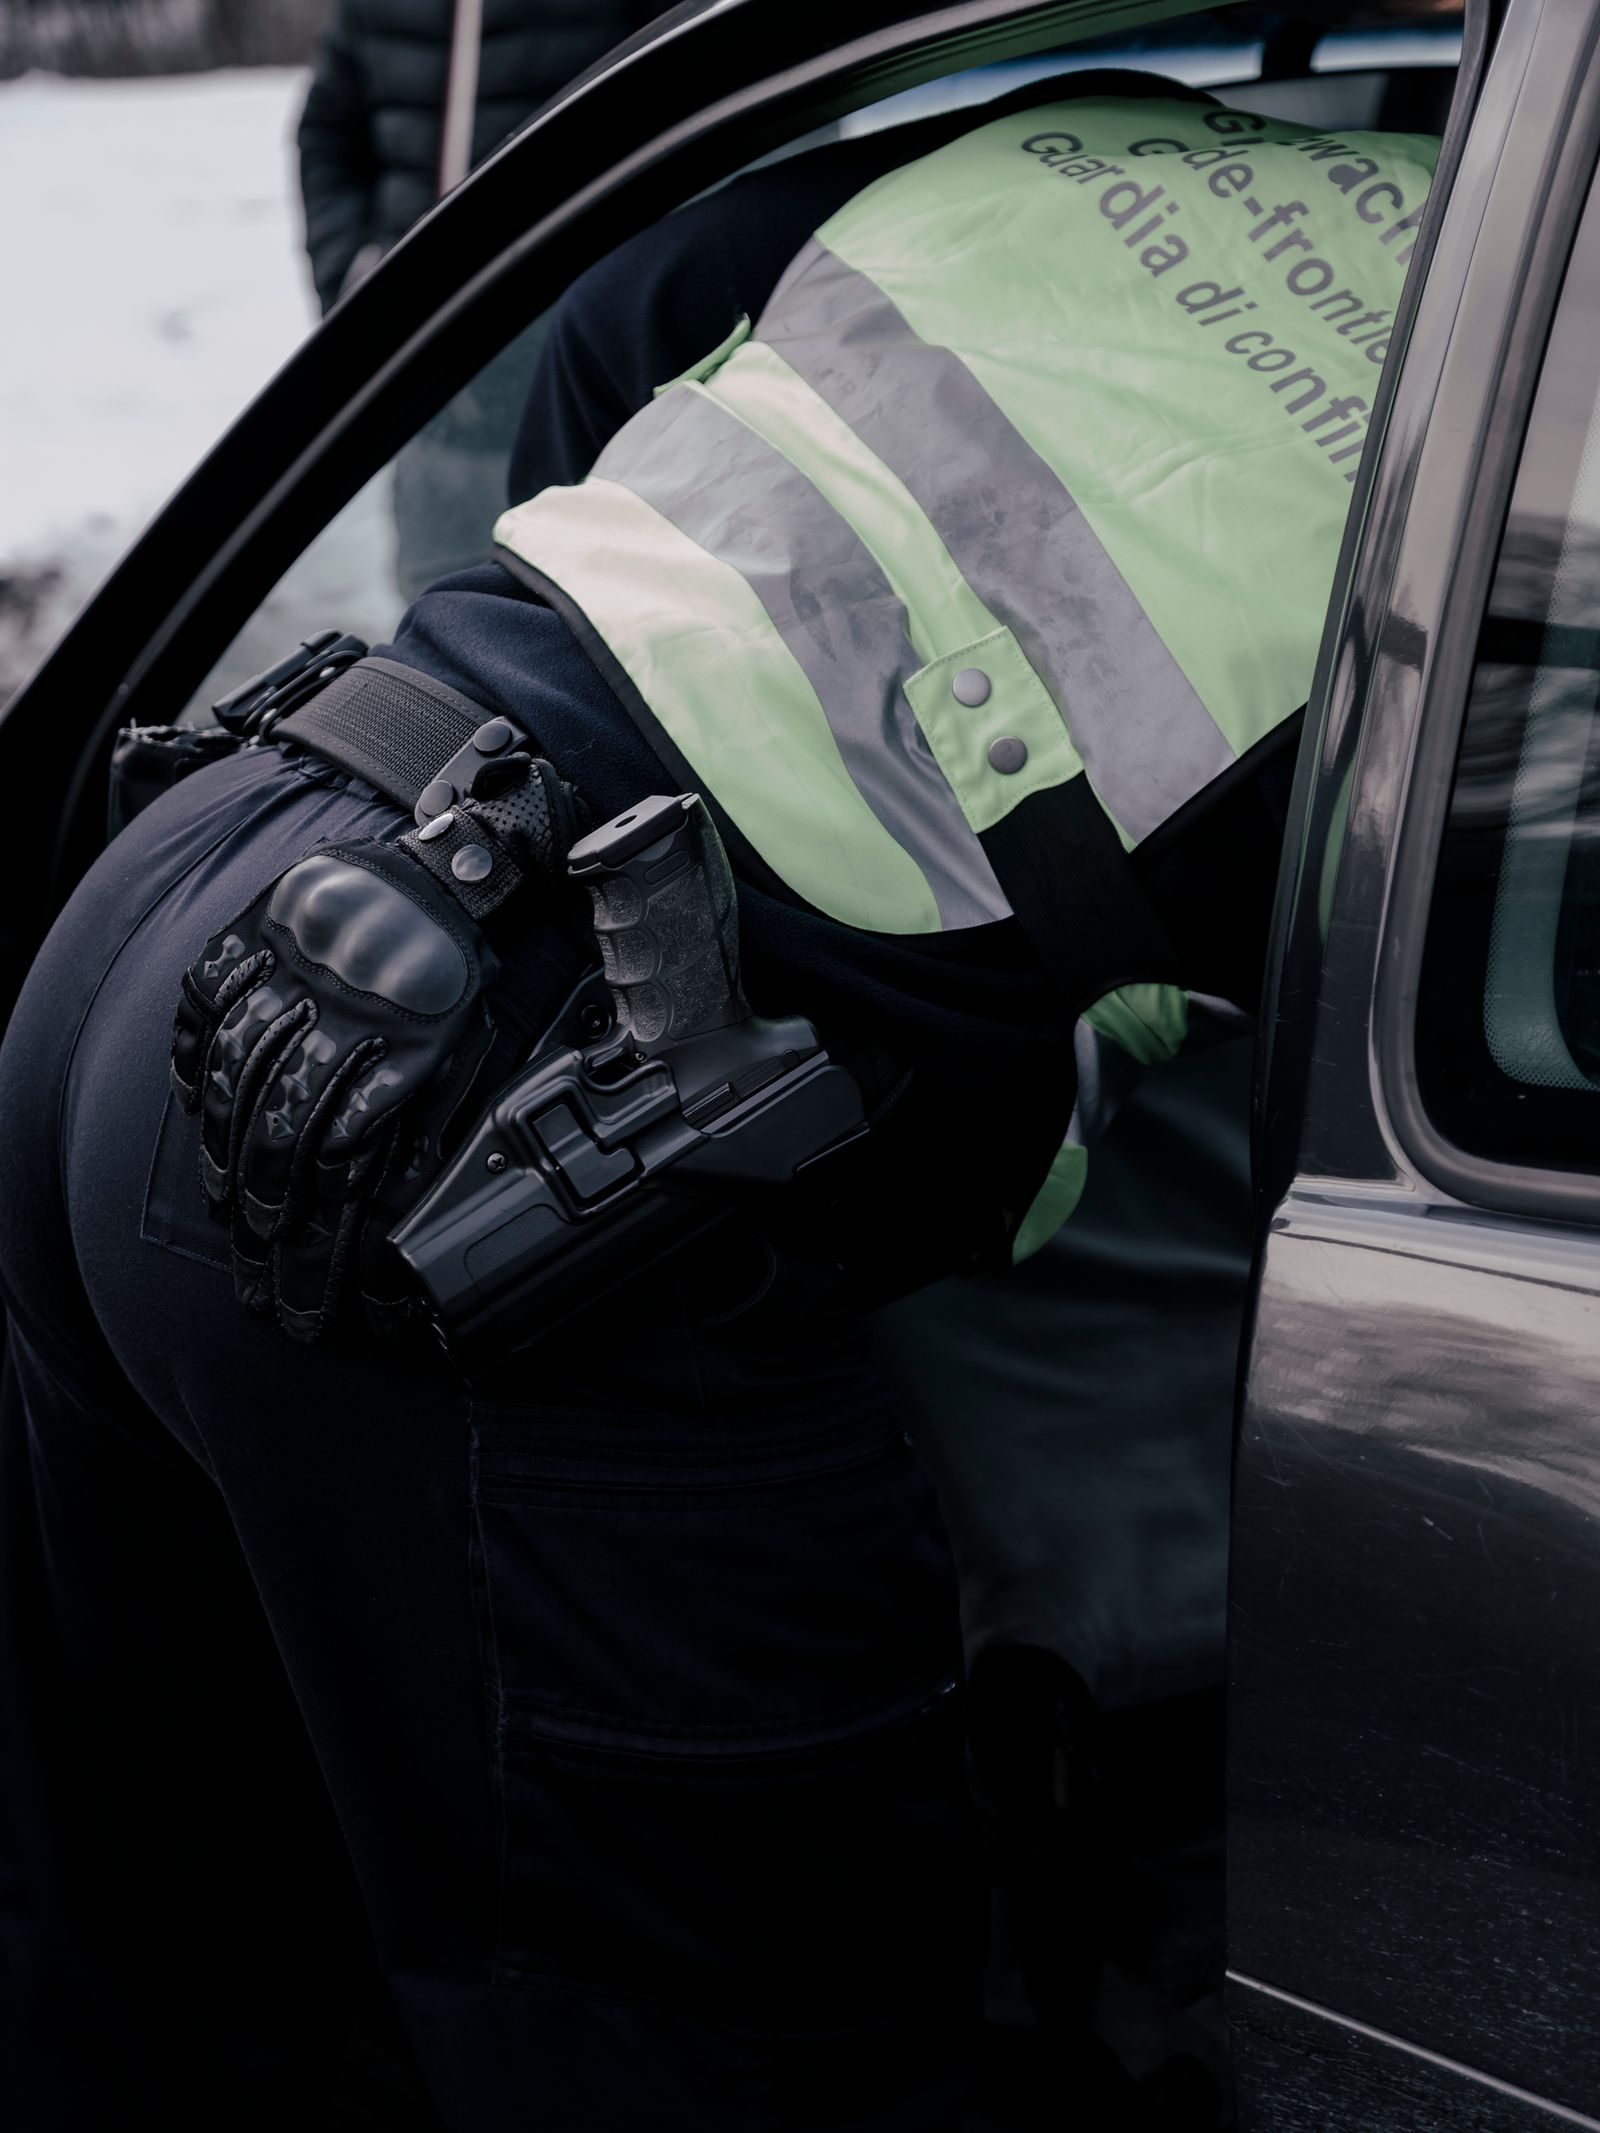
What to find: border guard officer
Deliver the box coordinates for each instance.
[0,73,1437,2132]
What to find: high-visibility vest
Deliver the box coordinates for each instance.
[496,93,1438,1244]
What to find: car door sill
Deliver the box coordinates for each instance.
[1228,1972,1600,2129]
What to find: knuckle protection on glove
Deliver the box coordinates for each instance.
[266,851,474,1016]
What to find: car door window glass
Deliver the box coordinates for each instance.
[1416,175,1600,1171]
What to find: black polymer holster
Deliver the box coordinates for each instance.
[392,792,868,1369]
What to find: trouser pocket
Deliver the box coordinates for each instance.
[470,1404,980,2024]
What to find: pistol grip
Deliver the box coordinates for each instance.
[568,794,748,1053]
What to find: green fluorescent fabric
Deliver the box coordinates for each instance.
[495,481,942,932]
[496,91,1438,941]
[1012,1141,1090,1264]
[1012,981,1189,1262]
[698,346,1107,836]
[759,241,1224,843]
[700,343,1001,665]
[589,382,1009,927]
[807,97,1439,775]
[902,630,1086,838]
[1081,982,1190,1066]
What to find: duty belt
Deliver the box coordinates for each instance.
[215,629,537,831]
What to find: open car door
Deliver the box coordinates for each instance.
[1230,0,1600,2122]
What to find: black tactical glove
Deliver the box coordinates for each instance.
[171,839,500,1340]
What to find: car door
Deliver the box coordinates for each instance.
[1230,0,1600,2123]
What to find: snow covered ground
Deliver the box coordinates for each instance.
[0,67,398,704]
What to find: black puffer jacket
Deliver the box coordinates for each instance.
[298,0,659,313]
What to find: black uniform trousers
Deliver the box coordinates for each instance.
[0,743,980,2131]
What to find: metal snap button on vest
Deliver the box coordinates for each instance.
[952,666,992,707]
[418,778,456,818]
[472,718,514,755]
[988,736,1028,775]
[416,811,456,843]
[451,843,494,883]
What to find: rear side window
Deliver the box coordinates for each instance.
[1415,179,1600,1173]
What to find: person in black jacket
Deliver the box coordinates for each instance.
[299,1,663,602]
[298,0,660,314]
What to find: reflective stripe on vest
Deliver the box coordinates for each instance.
[497,95,1439,935]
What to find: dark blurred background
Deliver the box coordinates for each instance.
[0,0,327,78]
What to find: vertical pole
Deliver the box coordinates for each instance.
[437,0,485,198]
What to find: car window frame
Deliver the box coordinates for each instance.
[1376,116,1600,1223]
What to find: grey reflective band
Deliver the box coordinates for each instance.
[596,386,1009,928]
[758,240,1236,843]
